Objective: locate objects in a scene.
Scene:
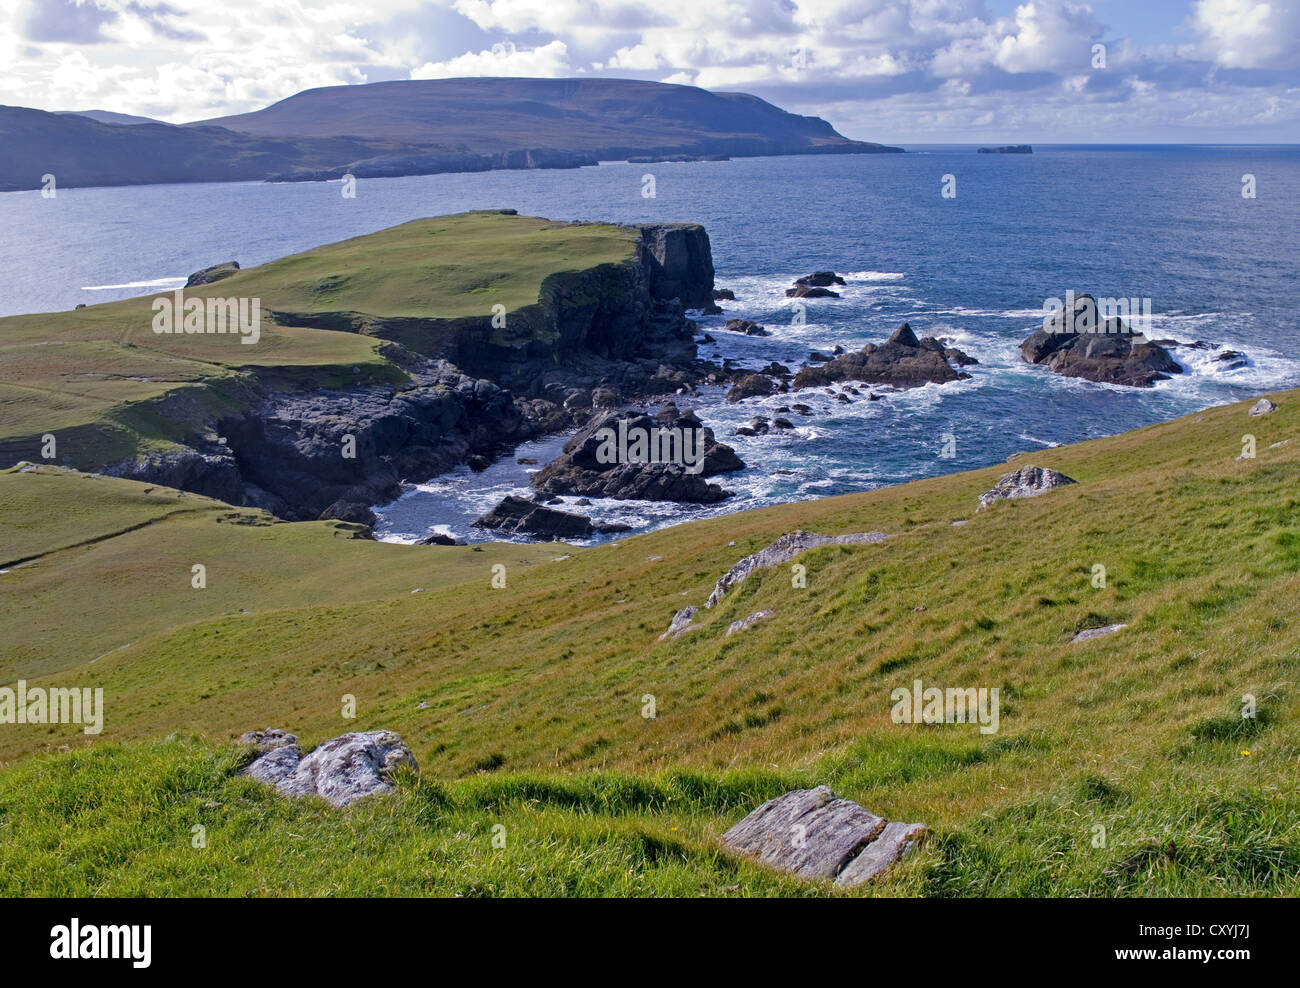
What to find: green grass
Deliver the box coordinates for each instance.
[1,389,1298,896]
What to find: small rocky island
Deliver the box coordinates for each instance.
[792,323,975,390]
[1019,293,1181,387]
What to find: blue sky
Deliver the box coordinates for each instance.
[2,0,1297,142]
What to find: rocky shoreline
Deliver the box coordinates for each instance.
[107,221,731,527]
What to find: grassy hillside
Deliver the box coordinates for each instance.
[0,211,636,470]
[1,389,1296,896]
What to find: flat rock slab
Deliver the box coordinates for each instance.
[836,821,927,887]
[1071,623,1128,643]
[722,786,887,880]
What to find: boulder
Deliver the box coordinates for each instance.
[721,786,925,886]
[792,323,971,391]
[713,288,736,301]
[274,731,418,808]
[473,495,598,539]
[726,374,775,403]
[1019,294,1181,387]
[793,271,846,288]
[1249,398,1278,416]
[240,728,301,786]
[530,407,744,503]
[707,530,888,608]
[723,319,769,337]
[977,465,1077,511]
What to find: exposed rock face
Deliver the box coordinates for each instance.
[638,223,715,310]
[792,323,973,391]
[1249,398,1278,416]
[185,261,240,287]
[786,284,840,299]
[721,786,925,886]
[105,222,723,523]
[1019,294,1181,387]
[241,729,418,807]
[473,494,606,540]
[531,406,744,503]
[707,529,888,608]
[977,465,1077,511]
[785,271,845,298]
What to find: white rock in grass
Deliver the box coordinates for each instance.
[1071,623,1127,643]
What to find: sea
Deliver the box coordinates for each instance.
[2,144,1297,544]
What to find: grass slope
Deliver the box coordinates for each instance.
[1,389,1297,895]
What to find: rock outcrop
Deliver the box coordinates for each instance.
[185,261,240,287]
[240,729,418,808]
[1019,294,1181,387]
[977,465,1077,511]
[792,323,973,391]
[721,786,925,887]
[473,494,621,540]
[785,271,845,298]
[707,529,888,608]
[1249,398,1278,416]
[530,406,744,503]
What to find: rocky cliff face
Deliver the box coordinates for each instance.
[108,222,719,525]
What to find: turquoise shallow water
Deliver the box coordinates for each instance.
[2,146,1297,541]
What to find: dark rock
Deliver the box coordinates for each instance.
[792,323,971,390]
[1019,294,1181,387]
[793,271,846,288]
[760,362,791,376]
[786,285,840,299]
[725,374,775,403]
[772,417,794,430]
[473,495,597,539]
[723,318,769,337]
[416,531,463,546]
[713,288,736,301]
[185,261,240,287]
[529,407,743,503]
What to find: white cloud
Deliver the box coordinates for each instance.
[410,39,571,78]
[1187,0,1300,69]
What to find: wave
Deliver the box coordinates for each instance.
[81,277,186,291]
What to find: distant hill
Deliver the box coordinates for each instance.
[57,109,171,127]
[0,78,900,191]
[192,77,899,159]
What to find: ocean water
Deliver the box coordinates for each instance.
[2,145,1297,543]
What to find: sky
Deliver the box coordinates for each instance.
[1,0,1297,142]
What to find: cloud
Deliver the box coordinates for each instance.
[1187,0,1300,69]
[410,39,572,77]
